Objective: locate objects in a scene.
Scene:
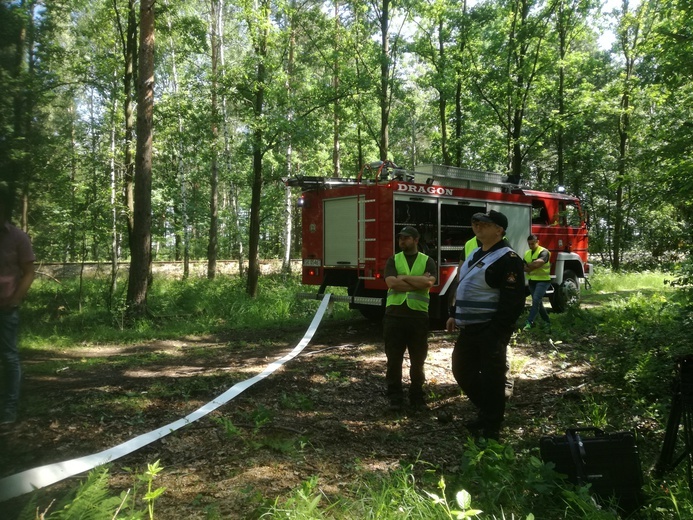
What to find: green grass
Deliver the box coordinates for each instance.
[21,273,353,348]
[582,269,675,307]
[15,269,693,519]
[260,270,693,519]
[588,269,671,293]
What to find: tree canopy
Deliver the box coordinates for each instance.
[0,0,690,300]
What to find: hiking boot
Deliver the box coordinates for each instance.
[480,428,501,442]
[505,379,515,399]
[464,417,485,433]
[0,411,17,426]
[388,399,404,412]
[409,397,428,412]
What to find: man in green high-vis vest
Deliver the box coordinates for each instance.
[522,234,551,331]
[383,226,437,412]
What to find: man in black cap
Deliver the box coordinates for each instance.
[383,226,437,412]
[445,210,524,440]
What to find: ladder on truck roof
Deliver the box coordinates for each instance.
[412,164,520,193]
[285,163,522,193]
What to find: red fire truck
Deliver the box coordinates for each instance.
[288,161,591,325]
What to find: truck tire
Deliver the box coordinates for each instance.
[348,286,386,321]
[550,269,580,313]
[359,304,386,322]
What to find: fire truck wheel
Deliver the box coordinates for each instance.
[550,269,580,313]
[358,306,385,322]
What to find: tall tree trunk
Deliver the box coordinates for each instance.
[109,76,120,309]
[613,0,646,271]
[117,0,138,244]
[556,0,566,187]
[332,0,341,177]
[126,0,155,317]
[68,101,77,262]
[8,4,26,201]
[218,0,244,275]
[437,20,450,166]
[247,138,264,297]
[454,79,462,167]
[113,0,138,258]
[283,3,297,274]
[207,0,221,279]
[246,0,269,298]
[355,56,364,173]
[614,86,630,273]
[11,0,36,232]
[283,183,293,273]
[453,0,468,168]
[164,2,190,278]
[379,0,390,161]
[511,106,523,180]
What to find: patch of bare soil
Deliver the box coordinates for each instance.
[1,316,595,519]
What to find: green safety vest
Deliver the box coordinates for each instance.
[524,245,551,281]
[386,252,431,311]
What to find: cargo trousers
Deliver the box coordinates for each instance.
[451,321,512,431]
[383,314,429,404]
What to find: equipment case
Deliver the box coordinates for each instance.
[540,427,644,514]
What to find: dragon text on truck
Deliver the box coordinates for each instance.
[288,162,592,325]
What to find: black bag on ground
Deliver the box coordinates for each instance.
[539,427,644,514]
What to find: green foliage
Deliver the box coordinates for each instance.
[18,462,165,520]
[261,457,607,520]
[666,257,693,295]
[139,461,166,520]
[262,476,329,519]
[16,269,693,518]
[22,273,352,346]
[6,0,692,275]
[424,478,484,519]
[280,391,315,411]
[262,271,693,518]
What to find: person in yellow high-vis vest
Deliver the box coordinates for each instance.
[464,236,480,260]
[383,226,437,412]
[522,234,551,331]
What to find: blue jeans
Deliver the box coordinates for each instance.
[528,280,551,324]
[0,308,21,419]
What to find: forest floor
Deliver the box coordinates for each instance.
[1,313,601,519]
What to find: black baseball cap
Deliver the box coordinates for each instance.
[397,226,420,239]
[472,210,508,231]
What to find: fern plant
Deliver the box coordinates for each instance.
[18,462,165,520]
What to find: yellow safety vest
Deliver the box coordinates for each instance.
[524,246,551,281]
[464,237,479,260]
[386,252,431,311]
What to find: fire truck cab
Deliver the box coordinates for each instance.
[288,162,591,325]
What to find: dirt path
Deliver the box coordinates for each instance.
[1,316,590,518]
